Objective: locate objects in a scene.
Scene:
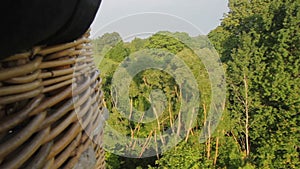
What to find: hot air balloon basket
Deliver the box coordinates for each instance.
[0,31,106,169]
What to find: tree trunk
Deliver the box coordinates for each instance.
[129,97,133,119]
[213,136,219,166]
[243,74,250,157]
[169,100,175,133]
[206,120,211,159]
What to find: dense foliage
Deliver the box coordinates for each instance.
[208,0,300,168]
[93,0,299,168]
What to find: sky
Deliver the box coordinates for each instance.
[91,0,229,39]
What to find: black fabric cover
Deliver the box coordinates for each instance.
[0,0,102,59]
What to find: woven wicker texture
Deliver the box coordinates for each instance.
[0,32,105,169]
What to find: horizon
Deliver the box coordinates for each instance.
[95,30,208,42]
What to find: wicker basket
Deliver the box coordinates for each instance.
[0,31,105,169]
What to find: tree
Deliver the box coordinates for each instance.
[209,0,300,168]
[144,33,186,54]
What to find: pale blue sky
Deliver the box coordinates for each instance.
[91,0,229,38]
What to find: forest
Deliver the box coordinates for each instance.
[92,0,299,168]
